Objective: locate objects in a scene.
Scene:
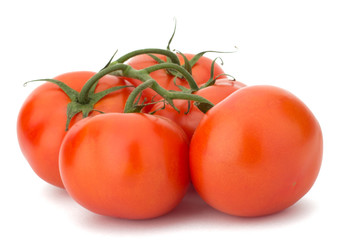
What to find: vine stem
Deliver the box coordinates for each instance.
[143,62,199,91]
[112,48,181,65]
[124,80,155,113]
[78,63,129,104]
[78,62,213,114]
[79,61,200,104]
[124,79,213,113]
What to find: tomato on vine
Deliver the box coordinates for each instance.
[59,113,190,219]
[17,71,132,188]
[190,85,323,217]
[17,38,323,221]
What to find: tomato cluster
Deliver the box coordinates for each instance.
[17,46,323,220]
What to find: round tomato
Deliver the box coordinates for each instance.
[59,113,189,219]
[126,53,225,102]
[17,71,132,188]
[152,79,246,140]
[190,85,323,217]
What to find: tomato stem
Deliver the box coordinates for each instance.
[167,18,177,51]
[143,63,199,91]
[112,48,181,65]
[78,63,129,104]
[78,60,213,115]
[123,79,214,113]
[124,80,155,113]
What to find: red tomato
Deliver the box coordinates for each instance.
[190,85,323,217]
[126,53,225,102]
[59,113,189,219]
[152,79,246,140]
[17,71,132,188]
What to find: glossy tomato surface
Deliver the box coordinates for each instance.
[17,71,132,188]
[59,113,189,219]
[152,79,246,139]
[127,53,225,102]
[190,85,323,217]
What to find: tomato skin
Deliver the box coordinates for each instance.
[152,79,246,140]
[126,53,225,102]
[59,113,189,219]
[190,85,323,217]
[17,71,132,188]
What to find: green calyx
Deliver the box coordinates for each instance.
[24,78,133,131]
[65,84,132,130]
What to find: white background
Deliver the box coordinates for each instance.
[1,0,336,239]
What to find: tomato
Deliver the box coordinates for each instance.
[151,79,246,140]
[126,53,225,102]
[17,71,132,188]
[190,85,323,217]
[59,113,189,219]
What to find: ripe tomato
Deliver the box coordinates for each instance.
[126,53,225,102]
[151,79,246,140]
[17,71,132,188]
[59,113,189,219]
[190,85,323,217]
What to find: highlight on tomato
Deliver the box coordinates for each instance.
[189,85,323,217]
[59,113,190,219]
[17,71,133,188]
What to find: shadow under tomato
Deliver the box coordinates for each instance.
[42,184,70,202]
[72,186,316,235]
